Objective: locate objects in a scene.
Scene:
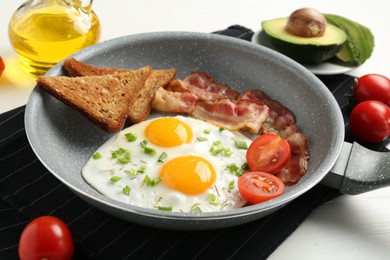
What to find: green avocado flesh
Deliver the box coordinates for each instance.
[261,17,347,64]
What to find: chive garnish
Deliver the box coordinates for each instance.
[144,175,161,186]
[125,132,137,142]
[203,129,211,134]
[235,140,248,150]
[144,147,157,155]
[118,157,130,164]
[92,152,102,159]
[138,165,147,174]
[158,206,173,211]
[207,194,220,205]
[229,180,235,190]
[158,152,168,163]
[140,139,148,148]
[123,185,131,196]
[219,127,225,132]
[110,176,122,183]
[190,206,202,213]
[224,147,233,156]
[197,136,208,142]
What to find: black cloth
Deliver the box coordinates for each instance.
[0,26,347,260]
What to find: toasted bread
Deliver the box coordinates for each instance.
[63,58,177,123]
[37,67,151,132]
[63,58,129,76]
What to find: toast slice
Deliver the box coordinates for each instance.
[63,58,177,122]
[37,67,151,132]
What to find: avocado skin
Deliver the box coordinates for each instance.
[263,34,343,64]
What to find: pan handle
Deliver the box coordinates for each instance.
[321,141,390,195]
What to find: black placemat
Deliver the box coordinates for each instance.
[0,26,345,260]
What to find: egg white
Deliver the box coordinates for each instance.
[82,116,251,213]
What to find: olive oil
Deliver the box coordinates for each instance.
[8,2,100,76]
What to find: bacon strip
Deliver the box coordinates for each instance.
[276,132,309,184]
[183,72,240,101]
[192,96,269,133]
[152,87,198,114]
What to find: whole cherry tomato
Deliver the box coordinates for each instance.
[238,171,285,204]
[0,56,5,77]
[354,74,390,106]
[18,216,74,260]
[349,100,390,143]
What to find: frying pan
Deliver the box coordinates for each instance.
[25,32,390,230]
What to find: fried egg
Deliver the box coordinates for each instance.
[82,116,251,213]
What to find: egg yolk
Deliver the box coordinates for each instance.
[145,118,193,147]
[160,155,216,194]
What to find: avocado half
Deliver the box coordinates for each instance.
[261,17,347,64]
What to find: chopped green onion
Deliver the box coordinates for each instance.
[197,136,208,142]
[138,165,147,174]
[226,163,239,173]
[219,127,225,132]
[203,129,211,134]
[110,176,122,183]
[125,132,137,142]
[207,194,220,205]
[158,152,168,163]
[224,147,233,156]
[123,185,131,196]
[235,140,248,150]
[213,140,222,146]
[190,206,203,213]
[158,205,173,211]
[226,163,245,177]
[140,139,148,148]
[92,152,102,159]
[128,168,137,176]
[144,147,157,155]
[144,175,161,186]
[211,146,225,155]
[229,180,235,190]
[235,168,245,177]
[241,162,249,171]
[112,148,126,158]
[118,157,130,164]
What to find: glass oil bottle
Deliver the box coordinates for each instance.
[8,0,101,76]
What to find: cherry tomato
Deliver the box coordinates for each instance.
[349,100,390,143]
[354,74,390,106]
[0,56,5,77]
[246,133,291,174]
[18,216,74,260]
[238,171,285,204]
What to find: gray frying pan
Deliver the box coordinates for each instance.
[25,32,390,230]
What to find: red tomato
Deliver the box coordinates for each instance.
[354,74,390,106]
[18,216,74,260]
[0,56,4,76]
[349,100,390,143]
[238,171,285,204]
[246,134,291,174]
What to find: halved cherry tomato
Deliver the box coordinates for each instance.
[18,216,74,260]
[0,56,5,77]
[349,100,390,143]
[238,171,285,204]
[354,74,390,106]
[246,134,291,174]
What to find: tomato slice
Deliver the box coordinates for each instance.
[246,134,291,174]
[238,171,285,204]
